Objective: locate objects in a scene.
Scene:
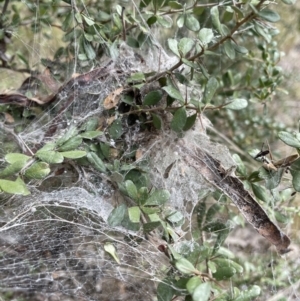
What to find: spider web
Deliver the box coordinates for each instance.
[0,1,297,301]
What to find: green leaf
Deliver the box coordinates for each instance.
[291,169,300,192]
[75,12,83,24]
[168,1,182,9]
[203,77,219,103]
[35,151,64,164]
[24,162,50,179]
[213,266,236,280]
[258,9,280,23]
[152,113,162,129]
[278,131,300,148]
[177,14,185,28]
[0,179,26,195]
[143,90,163,105]
[167,38,180,57]
[0,160,29,177]
[83,40,96,60]
[195,201,206,229]
[80,130,103,139]
[223,40,235,60]
[87,152,107,172]
[57,136,83,152]
[232,154,247,176]
[225,98,248,110]
[157,15,173,28]
[162,85,184,103]
[166,210,184,226]
[186,276,202,294]
[199,28,214,45]
[38,142,56,152]
[157,280,174,301]
[62,12,73,32]
[5,153,31,164]
[178,38,194,57]
[143,220,161,231]
[125,180,138,200]
[232,285,261,301]
[170,107,187,132]
[107,204,127,227]
[210,6,223,35]
[183,113,197,131]
[251,183,269,202]
[192,282,211,301]
[232,43,248,54]
[281,0,296,4]
[82,14,95,26]
[145,189,170,206]
[206,204,221,223]
[104,242,120,264]
[108,119,123,139]
[126,36,139,48]
[175,257,197,274]
[213,258,243,273]
[147,15,157,26]
[185,14,200,31]
[128,206,141,223]
[56,126,79,146]
[60,150,87,159]
[16,177,30,195]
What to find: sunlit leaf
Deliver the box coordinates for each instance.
[225,98,248,110]
[258,9,280,23]
[199,28,214,45]
[178,38,194,57]
[24,162,50,179]
[0,179,26,195]
[60,150,87,159]
[167,38,180,57]
[104,242,120,264]
[80,131,103,139]
[128,206,141,223]
[175,257,197,274]
[145,189,170,206]
[223,40,235,60]
[278,131,300,148]
[210,6,223,35]
[186,276,202,294]
[36,151,64,164]
[203,77,219,103]
[5,153,31,164]
[185,14,200,31]
[213,266,236,280]
[232,285,261,301]
[192,282,211,301]
[162,85,184,103]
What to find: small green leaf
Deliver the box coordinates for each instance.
[167,38,180,57]
[128,72,145,82]
[171,107,187,132]
[147,15,157,26]
[24,162,50,179]
[206,204,221,223]
[16,177,30,195]
[104,242,120,264]
[83,40,96,60]
[223,40,235,60]
[178,38,194,57]
[62,12,73,32]
[168,1,182,9]
[152,113,162,129]
[291,169,300,192]
[126,36,139,48]
[60,150,87,159]
[80,130,103,139]
[278,131,300,148]
[125,180,138,200]
[157,15,173,28]
[0,160,29,177]
[162,85,184,103]
[128,206,141,223]
[225,98,248,110]
[252,183,269,202]
[175,257,197,274]
[166,210,184,226]
[5,153,31,164]
[75,12,83,23]
[108,119,123,139]
[186,276,202,294]
[82,14,95,26]
[143,90,163,105]
[281,0,295,4]
[87,152,106,172]
[145,189,170,206]
[213,258,243,273]
[107,204,127,227]
[213,266,236,280]
[0,179,26,195]
[203,77,219,103]
[35,151,64,164]
[56,126,79,146]
[192,282,211,301]
[185,14,200,31]
[199,28,214,45]
[232,285,261,301]
[38,142,56,152]
[195,201,206,229]
[232,43,248,54]
[210,6,223,35]
[57,136,83,152]
[177,14,185,28]
[258,9,280,23]
[183,113,197,131]
[157,280,174,301]
[143,220,161,232]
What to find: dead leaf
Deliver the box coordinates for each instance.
[4,112,14,123]
[103,87,124,110]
